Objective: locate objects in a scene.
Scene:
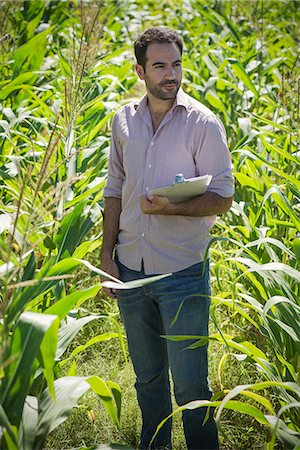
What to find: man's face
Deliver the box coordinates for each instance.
[136,42,182,101]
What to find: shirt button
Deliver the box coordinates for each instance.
[141,233,145,237]
[146,187,149,191]
[150,142,154,146]
[148,164,152,168]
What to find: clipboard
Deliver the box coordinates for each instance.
[148,174,212,203]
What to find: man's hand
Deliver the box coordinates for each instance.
[140,195,172,214]
[100,256,120,299]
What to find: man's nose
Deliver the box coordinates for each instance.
[164,67,176,79]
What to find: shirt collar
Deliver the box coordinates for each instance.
[133,88,189,113]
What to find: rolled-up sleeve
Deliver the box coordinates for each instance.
[195,115,234,198]
[103,114,124,199]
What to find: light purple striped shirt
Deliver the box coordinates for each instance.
[103,89,234,274]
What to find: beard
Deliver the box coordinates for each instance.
[145,79,181,100]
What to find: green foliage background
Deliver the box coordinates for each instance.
[0,1,299,449]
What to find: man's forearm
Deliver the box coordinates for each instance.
[140,191,232,217]
[100,197,121,260]
[168,191,232,216]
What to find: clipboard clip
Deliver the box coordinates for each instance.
[174,173,186,184]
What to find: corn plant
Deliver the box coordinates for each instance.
[0,1,136,448]
[1,0,299,449]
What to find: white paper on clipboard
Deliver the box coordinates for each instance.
[148,174,212,203]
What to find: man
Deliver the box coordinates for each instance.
[100,26,234,450]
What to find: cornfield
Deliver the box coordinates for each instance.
[0,1,299,449]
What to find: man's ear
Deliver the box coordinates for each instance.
[136,64,145,80]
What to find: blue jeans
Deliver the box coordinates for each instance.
[116,260,219,450]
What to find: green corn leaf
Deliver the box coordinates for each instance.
[106,380,122,424]
[275,353,297,381]
[227,58,259,97]
[1,428,18,450]
[38,318,59,399]
[249,113,291,132]
[272,318,300,341]
[229,339,268,360]
[77,259,122,283]
[72,240,102,259]
[218,353,232,387]
[216,400,269,424]
[215,381,300,424]
[163,333,232,343]
[266,414,300,449]
[183,399,268,424]
[233,260,268,301]
[170,333,269,364]
[262,57,286,74]
[86,376,121,428]
[79,445,135,449]
[235,390,275,414]
[26,90,56,119]
[197,7,221,26]
[204,89,228,116]
[45,285,101,319]
[101,274,171,290]
[110,317,128,364]
[235,172,263,191]
[245,238,295,259]
[215,298,260,329]
[12,26,54,77]
[6,258,82,324]
[202,55,219,75]
[64,180,106,208]
[233,257,299,300]
[33,376,120,448]
[67,361,77,376]
[247,261,300,283]
[216,10,240,41]
[18,396,38,450]
[21,251,36,282]
[68,332,119,358]
[0,73,37,100]
[0,312,59,427]
[259,135,299,164]
[292,238,300,263]
[233,149,300,191]
[0,405,18,447]
[22,1,45,39]
[88,111,114,142]
[56,315,101,360]
[55,202,86,260]
[151,398,269,446]
[264,296,300,319]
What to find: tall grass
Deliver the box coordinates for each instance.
[0,0,299,449]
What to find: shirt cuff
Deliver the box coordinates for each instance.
[103,175,123,198]
[208,169,234,198]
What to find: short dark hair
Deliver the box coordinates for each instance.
[134,27,183,69]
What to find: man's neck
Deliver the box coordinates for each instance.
[147,93,175,117]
